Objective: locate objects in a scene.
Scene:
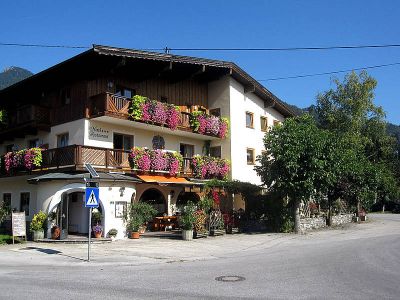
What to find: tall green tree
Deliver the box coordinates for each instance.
[315,71,399,208]
[255,115,337,233]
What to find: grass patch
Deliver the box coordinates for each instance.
[0,234,13,245]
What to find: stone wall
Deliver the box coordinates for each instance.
[331,214,354,226]
[300,216,326,232]
[300,214,354,232]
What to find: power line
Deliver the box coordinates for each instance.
[168,44,400,51]
[3,42,400,51]
[257,62,400,81]
[0,42,90,49]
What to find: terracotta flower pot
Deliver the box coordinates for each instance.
[130,231,140,239]
[51,226,61,240]
[94,231,102,238]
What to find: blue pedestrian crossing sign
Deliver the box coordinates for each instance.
[85,186,99,208]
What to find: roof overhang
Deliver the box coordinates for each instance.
[0,44,296,117]
[27,172,142,184]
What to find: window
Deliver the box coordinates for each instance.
[60,88,71,105]
[5,144,14,153]
[113,133,134,151]
[180,144,194,158]
[247,148,255,165]
[273,120,281,127]
[246,112,254,128]
[210,108,221,117]
[260,116,268,132]
[20,192,30,216]
[28,139,40,148]
[210,146,221,158]
[115,85,135,98]
[2,193,11,212]
[57,133,69,148]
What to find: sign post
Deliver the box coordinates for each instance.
[84,163,100,262]
[11,212,27,244]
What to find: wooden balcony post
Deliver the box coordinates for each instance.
[76,145,82,166]
[105,149,109,169]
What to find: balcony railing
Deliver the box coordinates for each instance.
[5,105,50,128]
[1,145,195,177]
[88,92,228,138]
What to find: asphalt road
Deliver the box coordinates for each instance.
[0,213,399,299]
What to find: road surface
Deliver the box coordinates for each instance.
[0,213,399,299]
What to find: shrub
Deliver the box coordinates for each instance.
[124,202,157,232]
[30,211,47,232]
[108,228,118,237]
[179,201,197,230]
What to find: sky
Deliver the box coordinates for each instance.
[0,0,399,124]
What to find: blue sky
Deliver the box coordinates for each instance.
[1,0,399,124]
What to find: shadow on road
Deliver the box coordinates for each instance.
[19,246,87,261]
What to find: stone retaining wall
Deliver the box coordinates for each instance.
[300,216,326,232]
[300,213,354,232]
[331,213,354,226]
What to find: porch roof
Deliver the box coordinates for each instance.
[27,172,142,184]
[136,174,201,185]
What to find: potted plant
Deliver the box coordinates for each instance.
[92,210,102,225]
[124,202,157,239]
[30,211,47,241]
[92,224,103,238]
[180,201,196,241]
[107,228,118,240]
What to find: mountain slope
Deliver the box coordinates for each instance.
[0,66,33,90]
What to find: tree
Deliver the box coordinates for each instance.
[315,71,399,209]
[255,114,335,233]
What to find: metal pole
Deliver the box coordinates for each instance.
[88,207,92,262]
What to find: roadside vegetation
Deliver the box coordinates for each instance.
[256,71,400,233]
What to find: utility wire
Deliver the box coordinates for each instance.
[0,42,90,49]
[3,42,400,51]
[258,62,400,81]
[168,44,400,51]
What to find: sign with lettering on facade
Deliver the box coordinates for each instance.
[88,124,110,141]
[12,212,27,244]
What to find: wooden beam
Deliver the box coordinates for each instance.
[190,65,206,79]
[158,61,173,77]
[244,84,256,93]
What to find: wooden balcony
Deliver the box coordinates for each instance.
[0,105,51,141]
[88,93,223,140]
[1,145,195,177]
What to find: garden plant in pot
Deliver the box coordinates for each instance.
[30,211,47,241]
[124,202,157,239]
[91,210,103,238]
[107,228,118,240]
[180,201,196,241]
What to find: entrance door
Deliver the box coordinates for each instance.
[58,193,69,239]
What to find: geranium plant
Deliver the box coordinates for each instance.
[3,147,42,173]
[191,155,230,179]
[129,95,181,130]
[190,112,229,138]
[129,147,183,176]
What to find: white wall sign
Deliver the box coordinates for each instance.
[12,212,27,243]
[89,125,110,141]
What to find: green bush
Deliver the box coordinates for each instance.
[30,211,47,232]
[179,201,197,230]
[124,202,157,232]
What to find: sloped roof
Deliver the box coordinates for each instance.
[0,44,295,117]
